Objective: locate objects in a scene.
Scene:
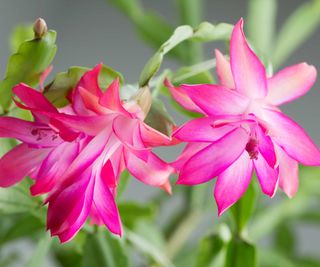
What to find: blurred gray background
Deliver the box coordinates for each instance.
[0,0,319,266]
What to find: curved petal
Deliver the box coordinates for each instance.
[78,87,109,114]
[139,122,174,147]
[266,63,317,105]
[0,144,49,187]
[181,84,249,116]
[100,78,131,116]
[253,155,279,197]
[93,170,122,235]
[13,83,57,113]
[0,117,63,148]
[215,49,235,88]
[173,117,236,142]
[275,145,299,198]
[76,63,103,97]
[256,125,277,167]
[177,127,249,185]
[214,152,253,215]
[47,169,94,236]
[164,79,203,113]
[31,142,80,195]
[172,142,211,171]
[124,149,173,190]
[263,109,320,165]
[230,19,267,98]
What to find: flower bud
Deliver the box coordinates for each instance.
[33,18,48,38]
[131,86,152,118]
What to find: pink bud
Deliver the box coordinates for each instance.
[33,18,48,38]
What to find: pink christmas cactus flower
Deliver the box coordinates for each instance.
[0,64,174,242]
[166,18,320,215]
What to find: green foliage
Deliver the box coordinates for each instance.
[26,233,52,267]
[83,231,130,267]
[272,0,320,68]
[139,22,233,87]
[230,182,257,233]
[225,238,257,267]
[44,65,124,107]
[0,30,57,112]
[9,24,34,53]
[247,0,277,57]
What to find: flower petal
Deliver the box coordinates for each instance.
[124,149,173,189]
[0,144,49,187]
[230,19,267,98]
[253,155,279,197]
[30,142,80,195]
[275,145,299,198]
[266,63,317,105]
[177,127,249,185]
[100,78,131,116]
[263,109,320,165]
[93,170,122,235]
[139,122,174,147]
[215,49,235,88]
[256,125,277,167]
[180,84,249,116]
[76,63,103,97]
[214,152,253,215]
[173,117,236,142]
[164,79,203,113]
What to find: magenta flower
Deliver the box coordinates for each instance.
[166,18,319,215]
[0,64,174,242]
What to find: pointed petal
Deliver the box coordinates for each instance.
[100,78,131,116]
[181,84,249,116]
[164,79,203,113]
[0,144,49,187]
[13,83,57,113]
[76,63,103,97]
[263,109,320,165]
[214,152,253,215]
[256,125,277,167]
[215,49,235,88]
[266,63,317,105]
[173,117,236,142]
[275,145,299,198]
[124,149,173,189]
[139,122,174,147]
[178,127,249,185]
[47,169,94,236]
[172,142,211,171]
[78,87,109,114]
[93,171,122,235]
[30,142,79,195]
[230,19,267,98]
[254,155,279,197]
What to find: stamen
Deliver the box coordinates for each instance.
[245,138,259,160]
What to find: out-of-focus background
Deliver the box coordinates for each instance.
[0,0,319,266]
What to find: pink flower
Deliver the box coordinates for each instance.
[166,18,319,215]
[0,64,174,242]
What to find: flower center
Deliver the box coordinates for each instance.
[245,138,259,160]
[31,127,58,141]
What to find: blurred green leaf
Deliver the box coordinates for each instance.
[274,223,295,256]
[116,170,131,200]
[259,249,295,267]
[272,0,320,68]
[126,228,174,267]
[0,214,43,244]
[139,25,193,87]
[83,231,130,267]
[0,179,40,214]
[191,22,233,42]
[26,233,52,267]
[247,0,277,56]
[134,220,166,250]
[44,65,123,107]
[225,238,257,267]
[0,138,17,157]
[144,98,175,136]
[10,24,34,53]
[230,182,257,233]
[119,202,156,229]
[0,30,57,111]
